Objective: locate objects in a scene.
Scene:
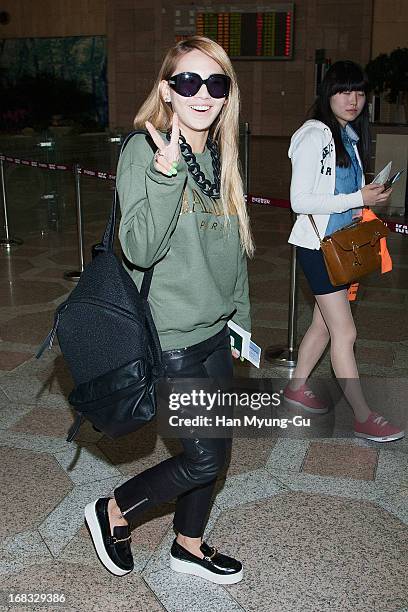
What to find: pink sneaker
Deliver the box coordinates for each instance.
[354,412,405,442]
[283,384,328,414]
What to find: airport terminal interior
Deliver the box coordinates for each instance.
[0,1,408,611]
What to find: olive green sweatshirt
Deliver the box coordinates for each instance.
[117,132,250,351]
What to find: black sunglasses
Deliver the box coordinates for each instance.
[168,72,230,99]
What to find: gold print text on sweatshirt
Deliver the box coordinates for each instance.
[180,188,224,216]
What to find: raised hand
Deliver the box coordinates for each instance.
[145,114,181,176]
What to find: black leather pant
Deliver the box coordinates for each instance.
[114,325,232,538]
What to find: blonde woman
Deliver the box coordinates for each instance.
[84,37,252,584]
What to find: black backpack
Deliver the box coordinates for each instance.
[37,131,163,441]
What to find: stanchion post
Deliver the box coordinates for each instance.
[0,157,23,249]
[287,242,298,357]
[264,241,298,368]
[244,122,250,195]
[64,164,85,282]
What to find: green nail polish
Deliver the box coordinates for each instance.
[167,170,173,176]
[171,168,178,176]
[172,161,178,169]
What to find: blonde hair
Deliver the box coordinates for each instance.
[134,36,254,257]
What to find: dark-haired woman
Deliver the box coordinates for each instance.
[284,60,404,443]
[83,36,252,583]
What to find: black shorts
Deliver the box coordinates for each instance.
[297,246,349,295]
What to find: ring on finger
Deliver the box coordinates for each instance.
[154,150,165,162]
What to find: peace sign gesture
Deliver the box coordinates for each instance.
[145,113,181,177]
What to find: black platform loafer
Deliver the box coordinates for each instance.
[84,497,134,576]
[170,539,243,584]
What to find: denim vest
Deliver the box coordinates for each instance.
[325,125,362,236]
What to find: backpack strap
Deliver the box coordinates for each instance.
[101,129,149,252]
[140,267,153,299]
[95,129,156,298]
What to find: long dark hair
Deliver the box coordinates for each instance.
[309,61,370,170]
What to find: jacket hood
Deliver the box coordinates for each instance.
[288,119,332,158]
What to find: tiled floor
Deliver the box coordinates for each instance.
[0,203,407,612]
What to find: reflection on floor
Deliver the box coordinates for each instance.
[0,205,407,612]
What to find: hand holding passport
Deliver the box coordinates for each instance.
[228,321,261,368]
[372,161,404,191]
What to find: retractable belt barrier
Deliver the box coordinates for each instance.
[1,153,405,235]
[1,151,406,368]
[77,167,116,181]
[246,194,290,209]
[0,154,70,172]
[245,193,408,236]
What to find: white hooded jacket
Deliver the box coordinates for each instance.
[288,119,364,249]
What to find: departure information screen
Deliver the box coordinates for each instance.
[174,5,294,60]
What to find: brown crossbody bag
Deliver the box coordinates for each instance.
[308,214,389,286]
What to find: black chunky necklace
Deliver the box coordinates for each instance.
[166,132,221,198]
